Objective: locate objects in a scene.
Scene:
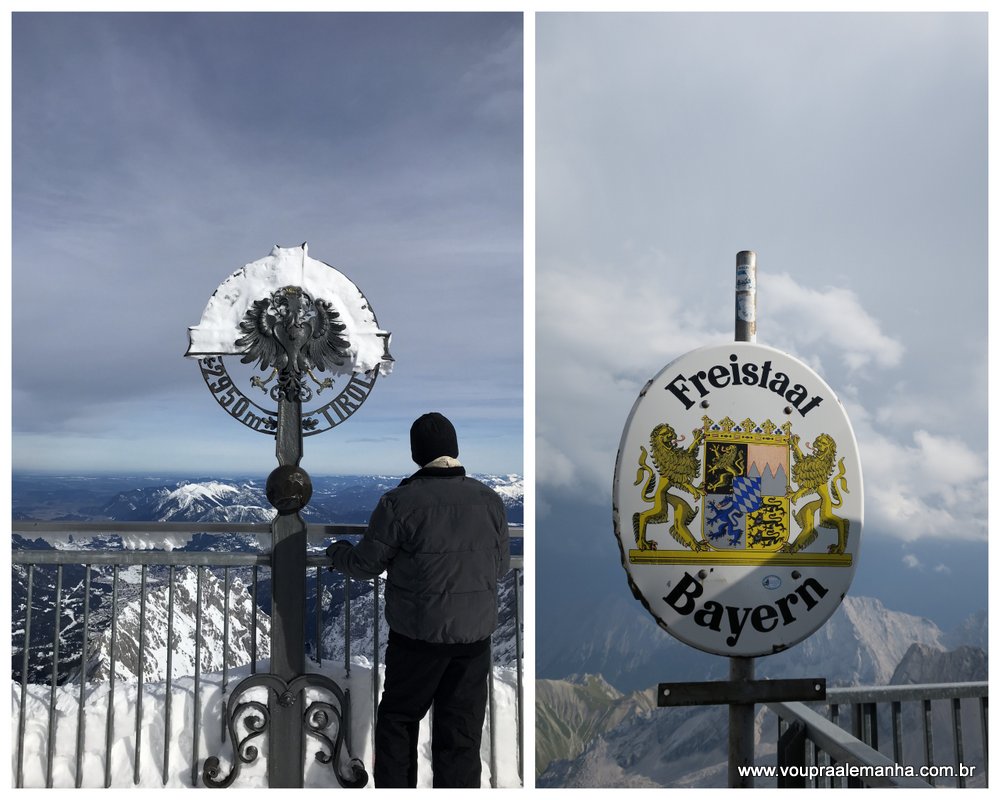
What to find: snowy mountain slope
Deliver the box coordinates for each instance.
[101,480,280,523]
[95,474,524,526]
[479,474,525,521]
[86,567,270,682]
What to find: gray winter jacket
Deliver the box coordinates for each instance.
[330,466,510,644]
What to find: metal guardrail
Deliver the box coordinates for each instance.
[769,682,988,788]
[11,520,524,788]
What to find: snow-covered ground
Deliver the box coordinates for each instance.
[12,657,523,789]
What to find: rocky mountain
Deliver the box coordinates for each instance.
[539,594,953,695]
[536,674,656,776]
[480,474,525,522]
[101,481,276,524]
[86,567,270,682]
[536,593,725,692]
[887,643,989,785]
[761,596,947,686]
[537,597,988,788]
[944,609,988,652]
[891,642,988,686]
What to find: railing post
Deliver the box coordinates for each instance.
[776,718,806,788]
[952,697,966,788]
[891,700,903,764]
[923,698,936,786]
[980,696,988,776]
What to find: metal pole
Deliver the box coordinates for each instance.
[728,656,755,787]
[268,395,307,787]
[735,250,757,344]
[730,251,757,788]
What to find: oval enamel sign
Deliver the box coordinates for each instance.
[613,342,864,657]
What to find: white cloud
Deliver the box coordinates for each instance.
[902,554,922,570]
[537,266,986,545]
[933,563,952,575]
[843,403,987,544]
[762,273,904,372]
[536,256,730,495]
[912,430,985,485]
[536,436,579,490]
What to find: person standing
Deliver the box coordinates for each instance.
[327,412,510,788]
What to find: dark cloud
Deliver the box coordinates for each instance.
[12,12,523,473]
[536,12,986,542]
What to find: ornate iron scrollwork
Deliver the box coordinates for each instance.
[203,672,368,789]
[236,286,350,403]
[197,283,387,436]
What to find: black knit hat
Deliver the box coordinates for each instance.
[410,412,459,466]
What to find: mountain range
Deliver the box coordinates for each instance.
[536,595,988,787]
[11,473,524,686]
[12,473,524,525]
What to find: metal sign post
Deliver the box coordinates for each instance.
[186,245,393,788]
[613,251,864,787]
[730,250,756,788]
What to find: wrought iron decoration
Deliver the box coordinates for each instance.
[190,247,390,788]
[203,673,367,789]
[196,286,389,436]
[236,286,351,403]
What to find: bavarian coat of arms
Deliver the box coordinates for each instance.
[630,416,851,567]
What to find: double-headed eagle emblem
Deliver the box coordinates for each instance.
[236,286,351,402]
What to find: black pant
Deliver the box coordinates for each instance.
[374,632,491,788]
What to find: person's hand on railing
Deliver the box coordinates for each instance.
[326,540,353,571]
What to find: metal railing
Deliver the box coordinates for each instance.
[11,520,524,788]
[768,682,988,788]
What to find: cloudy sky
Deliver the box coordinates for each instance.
[12,12,523,476]
[536,12,987,627]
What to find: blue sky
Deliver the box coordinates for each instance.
[12,12,523,477]
[535,12,987,628]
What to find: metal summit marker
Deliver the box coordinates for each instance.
[186,243,393,435]
[185,243,393,789]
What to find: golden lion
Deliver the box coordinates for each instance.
[705,443,745,492]
[632,423,707,551]
[781,432,850,554]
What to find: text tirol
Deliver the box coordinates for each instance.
[666,353,823,417]
[664,571,829,648]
